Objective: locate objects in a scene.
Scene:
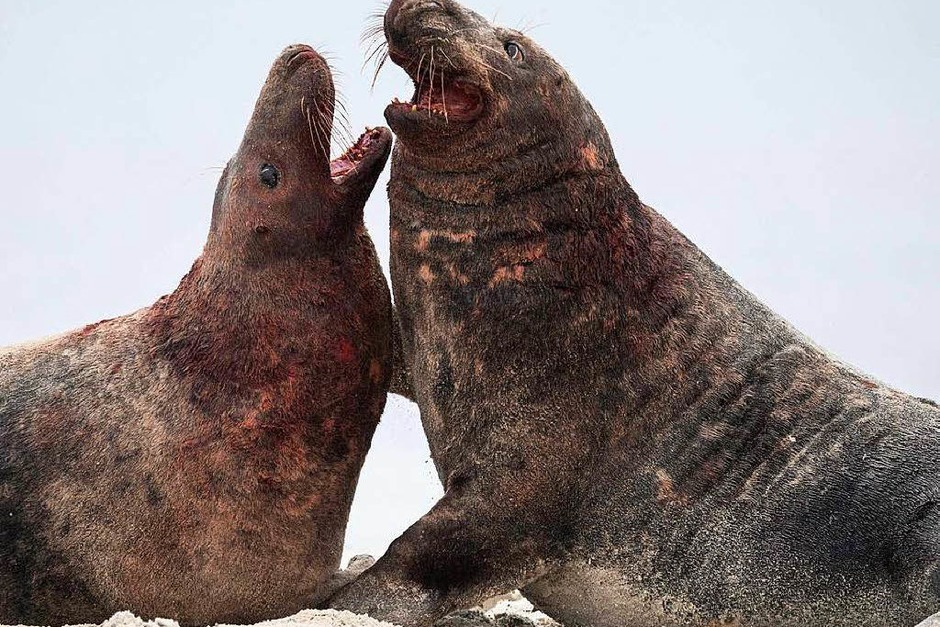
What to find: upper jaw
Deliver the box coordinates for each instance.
[384,44,485,127]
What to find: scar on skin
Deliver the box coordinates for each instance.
[336,338,357,364]
[656,469,689,506]
[489,264,526,288]
[414,229,476,252]
[415,230,432,252]
[446,264,470,285]
[492,241,547,270]
[447,230,476,243]
[369,358,384,384]
[581,143,602,170]
[419,264,436,284]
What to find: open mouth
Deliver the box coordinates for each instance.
[387,49,483,123]
[329,127,389,183]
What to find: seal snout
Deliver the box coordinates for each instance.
[280,43,326,76]
[382,1,485,130]
[385,0,444,35]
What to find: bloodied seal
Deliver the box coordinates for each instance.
[326,2,940,626]
[0,45,394,626]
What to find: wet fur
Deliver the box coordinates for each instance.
[327,2,940,625]
[0,46,393,625]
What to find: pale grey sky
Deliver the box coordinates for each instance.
[0,1,937,563]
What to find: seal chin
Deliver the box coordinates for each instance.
[330,127,393,187]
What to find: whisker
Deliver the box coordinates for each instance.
[441,68,448,124]
[428,46,436,119]
[436,47,457,70]
[313,102,334,157]
[415,52,427,102]
[467,40,508,57]
[360,16,392,90]
[333,100,355,140]
[363,38,387,67]
[519,21,548,35]
[465,43,512,79]
[371,50,389,91]
[303,99,328,160]
[361,22,386,44]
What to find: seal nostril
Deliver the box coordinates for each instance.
[389,0,443,26]
[386,0,406,27]
[412,0,445,12]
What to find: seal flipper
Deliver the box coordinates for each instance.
[327,402,582,625]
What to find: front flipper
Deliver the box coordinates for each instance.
[326,429,580,626]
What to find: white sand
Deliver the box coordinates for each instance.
[0,595,558,627]
[917,611,940,627]
[3,609,398,627]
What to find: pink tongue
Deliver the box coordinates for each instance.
[423,81,479,114]
[331,157,356,178]
[330,130,380,179]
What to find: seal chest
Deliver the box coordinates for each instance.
[0,44,395,626]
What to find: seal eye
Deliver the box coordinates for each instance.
[259,164,280,189]
[504,41,524,62]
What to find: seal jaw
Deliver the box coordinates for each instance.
[330,127,393,188]
[384,47,484,127]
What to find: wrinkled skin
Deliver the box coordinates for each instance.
[0,45,394,626]
[327,2,940,626]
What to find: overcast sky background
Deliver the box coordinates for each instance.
[0,1,937,564]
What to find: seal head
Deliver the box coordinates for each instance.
[212,44,392,256]
[382,0,608,180]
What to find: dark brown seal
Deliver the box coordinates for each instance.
[327,2,940,625]
[0,45,394,626]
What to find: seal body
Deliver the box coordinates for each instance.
[327,2,940,625]
[0,45,395,626]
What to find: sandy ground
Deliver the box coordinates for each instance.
[3,573,933,627]
[3,609,397,627]
[0,593,560,627]
[5,603,939,627]
[917,611,940,627]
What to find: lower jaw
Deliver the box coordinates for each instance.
[387,102,479,126]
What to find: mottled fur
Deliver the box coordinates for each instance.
[0,46,393,625]
[327,2,940,625]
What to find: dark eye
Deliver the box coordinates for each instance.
[504,41,524,62]
[259,164,280,188]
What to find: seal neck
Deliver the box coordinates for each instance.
[393,127,621,207]
[143,250,346,390]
